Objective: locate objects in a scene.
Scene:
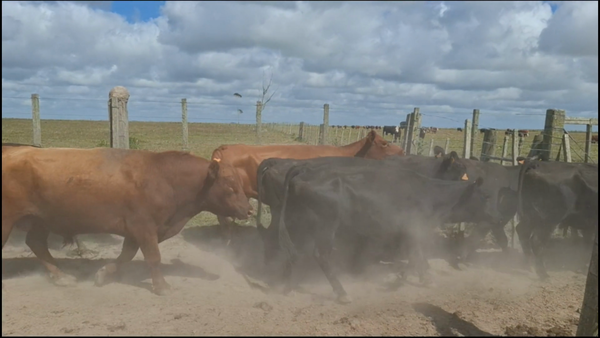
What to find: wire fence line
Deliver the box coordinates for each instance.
[1,92,597,164]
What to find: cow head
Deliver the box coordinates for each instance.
[356,130,405,159]
[436,151,469,181]
[451,177,502,224]
[203,159,253,220]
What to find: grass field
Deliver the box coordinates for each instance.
[2,117,597,228]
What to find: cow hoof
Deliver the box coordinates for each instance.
[153,283,172,296]
[94,267,114,287]
[67,248,98,258]
[337,295,352,304]
[54,274,77,287]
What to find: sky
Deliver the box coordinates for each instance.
[1,1,598,131]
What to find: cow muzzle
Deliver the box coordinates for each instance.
[461,173,469,181]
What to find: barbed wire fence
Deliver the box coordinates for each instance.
[2,91,597,163]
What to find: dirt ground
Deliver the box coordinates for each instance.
[2,224,589,336]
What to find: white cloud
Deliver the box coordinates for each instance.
[1,1,597,130]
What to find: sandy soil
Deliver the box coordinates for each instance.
[2,224,589,336]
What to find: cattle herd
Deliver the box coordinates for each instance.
[1,129,598,305]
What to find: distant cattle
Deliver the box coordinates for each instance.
[399,122,408,129]
[457,128,463,132]
[516,161,598,280]
[591,134,598,144]
[265,157,498,303]
[382,126,400,142]
[518,130,529,137]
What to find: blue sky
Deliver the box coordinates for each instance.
[2,1,597,132]
[110,1,164,23]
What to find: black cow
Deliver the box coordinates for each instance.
[450,159,523,260]
[267,158,499,304]
[399,122,408,129]
[256,153,469,268]
[457,128,463,132]
[516,161,598,279]
[382,126,400,142]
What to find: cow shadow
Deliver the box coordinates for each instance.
[412,302,494,336]
[1,257,219,294]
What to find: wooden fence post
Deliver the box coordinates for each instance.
[108,86,130,149]
[480,129,497,162]
[402,113,411,151]
[542,109,565,161]
[471,109,480,158]
[181,98,188,151]
[585,124,593,163]
[298,122,305,141]
[444,138,450,155]
[576,231,598,336]
[320,104,329,145]
[319,124,325,145]
[406,108,421,155]
[31,94,41,147]
[428,139,435,157]
[512,129,519,166]
[562,133,572,162]
[500,135,509,165]
[463,119,472,159]
[256,101,263,144]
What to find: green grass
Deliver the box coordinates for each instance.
[2,118,597,230]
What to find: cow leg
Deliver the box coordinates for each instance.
[25,225,76,287]
[530,225,552,280]
[490,224,509,253]
[137,232,170,296]
[94,236,139,287]
[217,215,235,246]
[314,238,351,304]
[67,236,98,257]
[2,215,17,249]
[515,220,534,269]
[461,223,490,261]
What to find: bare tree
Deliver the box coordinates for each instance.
[259,68,277,111]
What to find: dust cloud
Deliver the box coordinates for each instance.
[2,217,589,336]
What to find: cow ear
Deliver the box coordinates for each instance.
[207,159,220,182]
[475,177,484,187]
[439,153,453,170]
[367,130,376,142]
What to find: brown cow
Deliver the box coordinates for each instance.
[2,143,95,257]
[592,134,598,144]
[211,130,405,234]
[2,147,252,295]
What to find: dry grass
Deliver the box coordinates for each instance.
[2,118,597,228]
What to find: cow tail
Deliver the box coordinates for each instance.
[62,236,75,248]
[516,160,533,220]
[278,165,306,263]
[256,165,269,229]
